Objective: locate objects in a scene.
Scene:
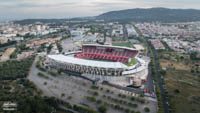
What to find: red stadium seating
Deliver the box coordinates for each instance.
[76,45,138,63]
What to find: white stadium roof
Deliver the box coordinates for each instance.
[82,44,138,51]
[48,54,128,69]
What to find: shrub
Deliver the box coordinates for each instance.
[114,105,120,109]
[85,96,96,102]
[97,100,102,104]
[93,91,99,96]
[144,107,150,112]
[91,85,99,90]
[106,89,110,93]
[37,72,49,79]
[57,68,63,74]
[68,96,72,100]
[61,93,65,97]
[49,71,57,76]
[125,108,130,113]
[174,89,180,94]
[73,104,98,113]
[44,82,47,85]
[131,96,135,101]
[98,105,107,113]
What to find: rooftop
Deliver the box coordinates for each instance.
[83,44,136,51]
[48,54,128,69]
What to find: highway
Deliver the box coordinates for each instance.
[134,26,169,113]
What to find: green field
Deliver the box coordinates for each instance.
[82,41,97,44]
[112,42,132,48]
[125,58,137,67]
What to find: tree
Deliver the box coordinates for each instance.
[97,100,102,104]
[191,70,195,73]
[61,93,65,97]
[190,52,200,60]
[9,49,18,59]
[106,89,110,93]
[180,56,184,60]
[24,33,35,39]
[144,107,150,112]
[125,108,130,113]
[57,68,63,74]
[93,91,99,96]
[56,41,63,53]
[160,70,167,76]
[68,96,72,100]
[174,89,180,94]
[98,105,107,113]
[114,105,120,109]
[85,96,96,102]
[47,44,53,53]
[131,96,135,101]
[0,56,35,80]
[91,85,99,90]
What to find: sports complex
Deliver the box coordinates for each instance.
[47,44,150,87]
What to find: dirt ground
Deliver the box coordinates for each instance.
[160,59,200,113]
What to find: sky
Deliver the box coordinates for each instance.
[0,0,200,21]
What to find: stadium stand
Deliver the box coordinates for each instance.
[76,45,138,63]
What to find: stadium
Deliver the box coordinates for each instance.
[46,44,150,87]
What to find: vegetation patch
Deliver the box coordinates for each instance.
[0,56,63,113]
[56,41,63,53]
[125,58,137,67]
[0,56,35,80]
[112,42,132,48]
[37,72,49,79]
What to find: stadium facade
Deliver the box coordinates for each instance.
[46,44,150,87]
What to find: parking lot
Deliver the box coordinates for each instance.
[28,55,157,113]
[61,38,79,53]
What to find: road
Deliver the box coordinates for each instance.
[151,46,169,113]
[143,65,155,92]
[134,26,169,113]
[123,24,128,38]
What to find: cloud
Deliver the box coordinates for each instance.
[0,0,78,8]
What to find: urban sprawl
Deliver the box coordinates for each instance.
[0,20,200,113]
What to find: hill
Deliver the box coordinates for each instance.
[14,8,200,24]
[14,17,89,25]
[96,8,200,22]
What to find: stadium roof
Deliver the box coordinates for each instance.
[82,44,138,51]
[123,57,147,75]
[48,54,128,69]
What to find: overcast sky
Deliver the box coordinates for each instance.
[0,0,200,21]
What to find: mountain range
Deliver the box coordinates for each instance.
[14,8,200,24]
[96,8,200,22]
